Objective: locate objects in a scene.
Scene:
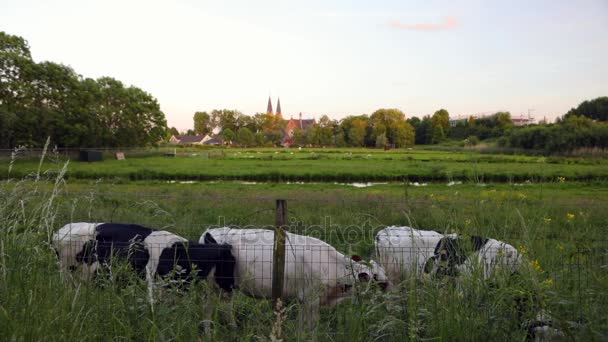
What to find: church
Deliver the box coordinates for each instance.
[265,96,316,147]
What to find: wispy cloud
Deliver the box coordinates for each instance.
[389,16,459,32]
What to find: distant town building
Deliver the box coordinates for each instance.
[284,113,316,147]
[276,98,283,120]
[265,97,316,147]
[266,96,273,115]
[511,114,535,126]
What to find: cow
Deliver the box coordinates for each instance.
[375,226,558,341]
[375,226,522,282]
[375,226,456,282]
[199,227,391,329]
[52,222,236,297]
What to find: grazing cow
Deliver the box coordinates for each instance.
[199,227,390,329]
[376,226,556,340]
[375,226,455,282]
[52,222,236,295]
[375,226,521,282]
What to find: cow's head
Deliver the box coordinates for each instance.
[426,237,469,278]
[351,255,392,291]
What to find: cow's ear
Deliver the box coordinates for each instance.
[204,233,217,244]
[351,255,362,262]
[358,272,370,282]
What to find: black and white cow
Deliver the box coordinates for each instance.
[376,226,560,340]
[199,227,391,329]
[52,222,236,294]
[375,226,521,282]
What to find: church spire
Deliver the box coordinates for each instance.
[276,98,283,119]
[266,96,273,114]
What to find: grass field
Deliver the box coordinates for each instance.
[1,149,607,340]
[3,147,608,182]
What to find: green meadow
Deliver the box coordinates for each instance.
[3,147,608,182]
[1,148,607,340]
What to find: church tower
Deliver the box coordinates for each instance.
[266,96,273,115]
[276,98,283,119]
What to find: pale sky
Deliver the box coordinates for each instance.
[2,0,607,130]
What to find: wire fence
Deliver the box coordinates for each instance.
[3,182,607,338]
[51,221,606,338]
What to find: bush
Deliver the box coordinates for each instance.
[464,136,479,147]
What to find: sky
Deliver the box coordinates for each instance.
[2,0,607,131]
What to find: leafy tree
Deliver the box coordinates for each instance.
[289,128,304,147]
[0,31,168,148]
[193,111,212,135]
[392,121,415,147]
[334,130,346,147]
[375,133,387,148]
[221,128,236,144]
[237,127,255,147]
[169,127,179,136]
[347,118,367,147]
[254,131,266,146]
[430,109,450,142]
[431,125,445,144]
[414,116,433,144]
[370,108,415,147]
[565,97,608,121]
[211,109,242,132]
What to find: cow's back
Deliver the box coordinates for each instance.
[375,226,445,282]
[202,228,350,300]
[93,223,155,276]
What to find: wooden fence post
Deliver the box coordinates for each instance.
[272,199,287,307]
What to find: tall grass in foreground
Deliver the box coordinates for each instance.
[0,152,607,340]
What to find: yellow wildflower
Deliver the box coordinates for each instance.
[567,213,575,220]
[530,259,542,273]
[542,278,554,287]
[518,245,528,255]
[557,176,566,183]
[543,217,552,224]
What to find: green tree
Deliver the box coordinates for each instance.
[393,121,415,147]
[0,32,168,148]
[221,128,236,144]
[340,115,368,147]
[369,108,415,147]
[254,131,266,146]
[193,111,212,135]
[375,133,387,148]
[211,109,242,132]
[565,97,608,121]
[237,127,255,147]
[414,116,432,144]
[430,109,450,143]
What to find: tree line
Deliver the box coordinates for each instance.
[183,108,417,148]
[183,97,607,153]
[0,32,167,148]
